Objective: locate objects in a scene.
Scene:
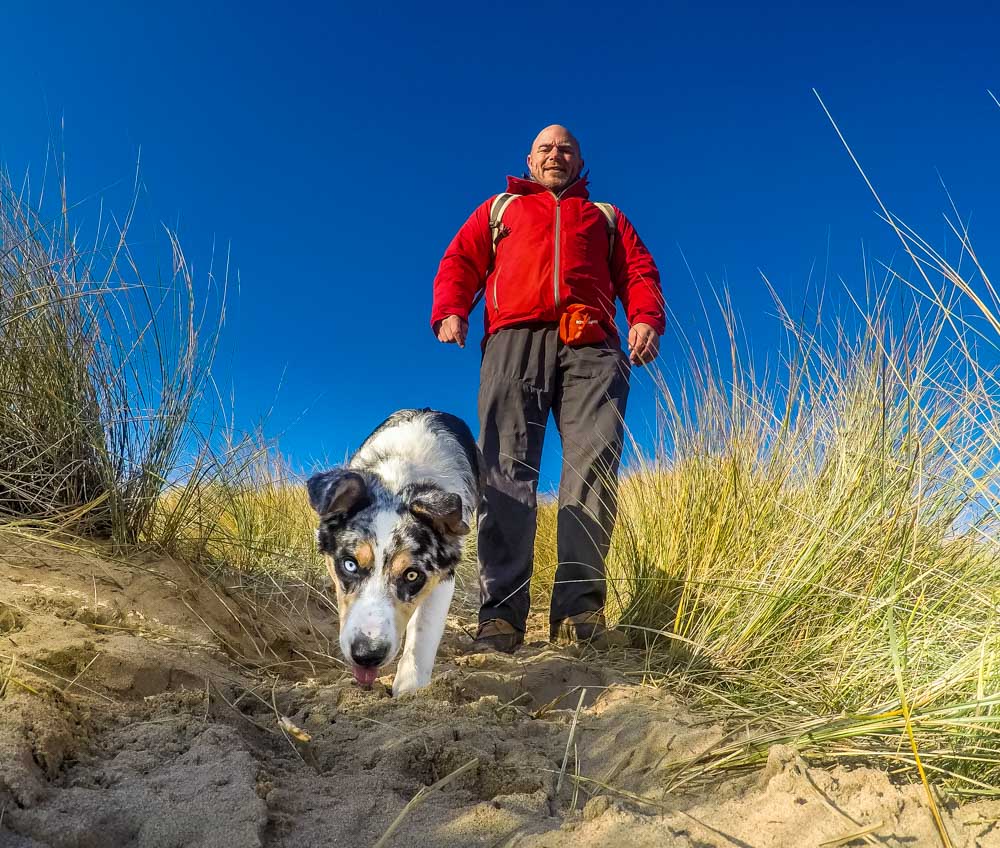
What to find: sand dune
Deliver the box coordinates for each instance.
[1,539,997,848]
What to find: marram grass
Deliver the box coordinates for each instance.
[530,277,1000,794]
[148,444,322,577]
[0,163,217,544]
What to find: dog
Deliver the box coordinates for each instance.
[307,409,483,696]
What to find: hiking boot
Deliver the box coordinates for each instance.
[551,611,630,650]
[470,619,524,654]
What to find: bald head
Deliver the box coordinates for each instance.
[527,125,584,192]
[530,125,581,156]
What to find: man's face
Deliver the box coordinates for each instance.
[526,127,583,192]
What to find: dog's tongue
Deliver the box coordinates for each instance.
[352,665,379,687]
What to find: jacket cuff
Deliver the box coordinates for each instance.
[629,314,666,335]
[430,309,468,330]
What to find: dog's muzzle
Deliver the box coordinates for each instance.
[349,635,390,686]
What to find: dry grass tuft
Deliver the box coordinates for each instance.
[531,234,1000,794]
[0,160,218,544]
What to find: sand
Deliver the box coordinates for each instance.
[1,537,998,848]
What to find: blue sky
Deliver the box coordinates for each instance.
[2,1,998,489]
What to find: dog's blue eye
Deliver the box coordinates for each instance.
[342,559,359,574]
[405,570,420,583]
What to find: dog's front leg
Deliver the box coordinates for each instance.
[393,577,455,696]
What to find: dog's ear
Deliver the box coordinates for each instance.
[307,469,371,519]
[409,490,469,536]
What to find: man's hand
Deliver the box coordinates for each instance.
[435,315,468,348]
[628,322,659,365]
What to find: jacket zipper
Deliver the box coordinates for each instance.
[552,199,561,309]
[493,188,567,316]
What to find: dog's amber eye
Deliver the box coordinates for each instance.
[404,570,420,583]
[342,558,359,574]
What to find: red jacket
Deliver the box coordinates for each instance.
[431,176,664,339]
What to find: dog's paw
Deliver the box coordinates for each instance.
[392,661,430,697]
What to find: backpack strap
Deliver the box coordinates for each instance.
[469,193,519,312]
[592,201,618,263]
[492,194,615,262]
[488,193,519,261]
[470,195,616,313]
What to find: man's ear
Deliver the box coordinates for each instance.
[307,469,370,518]
[409,490,469,536]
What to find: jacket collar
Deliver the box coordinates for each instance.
[505,173,591,200]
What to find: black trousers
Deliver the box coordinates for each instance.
[476,325,630,632]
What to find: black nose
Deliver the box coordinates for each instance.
[350,636,389,668]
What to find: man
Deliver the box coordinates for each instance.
[431,125,664,653]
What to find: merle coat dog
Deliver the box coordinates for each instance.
[307,409,483,696]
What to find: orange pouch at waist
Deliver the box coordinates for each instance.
[559,303,606,346]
